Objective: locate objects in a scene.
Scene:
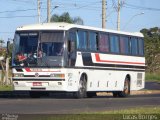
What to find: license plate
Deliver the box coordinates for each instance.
[33,82,42,86]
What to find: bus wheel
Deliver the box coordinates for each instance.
[29,91,41,98]
[118,77,130,97]
[74,76,87,99]
[112,92,119,97]
[87,92,97,98]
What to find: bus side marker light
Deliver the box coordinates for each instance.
[58,82,62,85]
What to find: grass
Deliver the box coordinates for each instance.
[145,73,160,82]
[99,106,160,114]
[18,107,160,120]
[0,85,13,91]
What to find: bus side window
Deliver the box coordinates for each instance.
[89,32,98,51]
[138,38,144,56]
[110,34,120,54]
[68,32,77,66]
[77,30,87,50]
[99,33,109,52]
[120,36,130,55]
[131,37,138,56]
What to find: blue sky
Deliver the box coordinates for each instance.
[0,0,160,44]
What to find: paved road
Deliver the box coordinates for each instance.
[0,94,159,114]
[145,81,160,90]
[0,81,159,114]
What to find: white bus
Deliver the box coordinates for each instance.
[12,23,145,98]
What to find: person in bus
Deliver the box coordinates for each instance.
[37,49,43,58]
[27,51,36,64]
[16,52,27,62]
[15,52,27,66]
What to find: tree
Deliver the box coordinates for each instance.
[140,27,160,73]
[0,39,4,48]
[73,17,84,25]
[0,39,5,57]
[50,12,84,25]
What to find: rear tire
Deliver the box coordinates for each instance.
[118,77,130,97]
[74,75,87,99]
[112,91,119,97]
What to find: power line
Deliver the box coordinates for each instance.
[7,0,30,3]
[0,8,37,14]
[0,32,14,33]
[5,0,36,5]
[124,3,160,11]
[50,0,101,10]
[72,1,101,9]
[0,15,38,19]
[0,1,102,15]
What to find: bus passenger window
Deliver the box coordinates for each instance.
[77,31,87,50]
[131,37,138,55]
[120,36,130,55]
[89,32,98,51]
[138,38,144,56]
[110,35,120,53]
[99,33,109,52]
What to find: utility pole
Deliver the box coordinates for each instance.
[117,0,121,31]
[5,58,9,85]
[47,0,51,23]
[102,0,106,29]
[37,0,41,23]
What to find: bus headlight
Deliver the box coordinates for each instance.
[13,73,24,77]
[14,82,19,85]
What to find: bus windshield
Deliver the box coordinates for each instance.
[12,31,65,67]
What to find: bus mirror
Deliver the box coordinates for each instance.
[7,41,10,54]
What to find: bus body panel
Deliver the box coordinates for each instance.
[13,52,145,92]
[12,23,145,96]
[13,68,145,92]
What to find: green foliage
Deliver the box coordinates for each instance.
[0,39,4,44]
[0,40,13,67]
[100,106,160,114]
[7,42,13,59]
[145,73,160,82]
[0,85,13,91]
[0,49,6,57]
[140,27,160,73]
[51,12,84,25]
[0,39,5,57]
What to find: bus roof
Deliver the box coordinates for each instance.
[16,22,143,37]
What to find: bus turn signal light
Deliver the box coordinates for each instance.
[50,74,65,78]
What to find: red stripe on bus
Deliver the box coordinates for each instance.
[25,68,31,72]
[25,68,61,72]
[95,53,145,65]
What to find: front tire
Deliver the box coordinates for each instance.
[74,76,87,99]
